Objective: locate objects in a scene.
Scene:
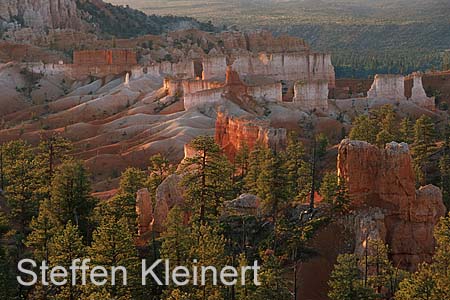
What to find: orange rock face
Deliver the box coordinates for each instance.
[136,188,153,237]
[215,111,287,160]
[337,139,446,270]
[73,49,137,66]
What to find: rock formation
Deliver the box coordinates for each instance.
[224,194,261,216]
[136,188,153,236]
[230,52,335,89]
[215,111,287,160]
[0,0,83,31]
[73,50,137,66]
[405,72,435,110]
[337,139,446,270]
[293,80,329,111]
[153,174,185,233]
[202,56,227,80]
[367,74,406,101]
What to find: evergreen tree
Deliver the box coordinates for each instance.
[412,116,437,186]
[349,115,379,144]
[328,254,376,300]
[395,263,437,300]
[106,167,146,231]
[0,212,18,299]
[244,144,265,194]
[117,167,147,196]
[284,135,310,202]
[316,133,329,158]
[27,199,62,262]
[399,117,415,144]
[48,221,85,300]
[2,140,40,235]
[319,172,351,215]
[87,217,140,299]
[48,160,96,239]
[376,106,397,147]
[430,213,450,298]
[439,125,450,209]
[234,143,250,194]
[180,136,233,223]
[394,213,450,300]
[35,135,72,200]
[147,154,172,196]
[365,240,398,297]
[189,223,229,300]
[160,206,191,266]
[248,252,291,300]
[256,150,288,225]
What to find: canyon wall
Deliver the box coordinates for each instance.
[293,80,329,111]
[182,79,223,95]
[247,83,282,102]
[215,111,287,160]
[230,53,335,88]
[184,88,223,110]
[367,74,406,100]
[202,55,227,80]
[337,139,446,270]
[0,0,83,30]
[74,49,137,66]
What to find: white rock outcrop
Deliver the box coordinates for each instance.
[293,80,329,111]
[409,72,435,110]
[367,74,406,100]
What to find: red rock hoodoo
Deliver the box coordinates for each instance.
[337,139,446,270]
[215,111,287,160]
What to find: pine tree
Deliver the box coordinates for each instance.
[284,135,310,201]
[2,140,40,235]
[320,172,351,215]
[27,199,62,262]
[160,206,191,266]
[147,154,173,196]
[349,115,378,144]
[189,222,229,300]
[234,143,250,194]
[48,160,96,239]
[180,136,233,223]
[256,150,288,225]
[106,167,146,231]
[248,252,291,300]
[430,213,450,298]
[316,133,329,158]
[244,144,265,194]
[328,254,376,300]
[439,125,450,209]
[117,167,147,196]
[376,107,397,147]
[35,134,72,200]
[87,217,140,299]
[48,221,85,300]
[0,212,18,299]
[395,263,437,300]
[320,172,339,205]
[399,117,415,144]
[365,240,397,297]
[412,116,437,186]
